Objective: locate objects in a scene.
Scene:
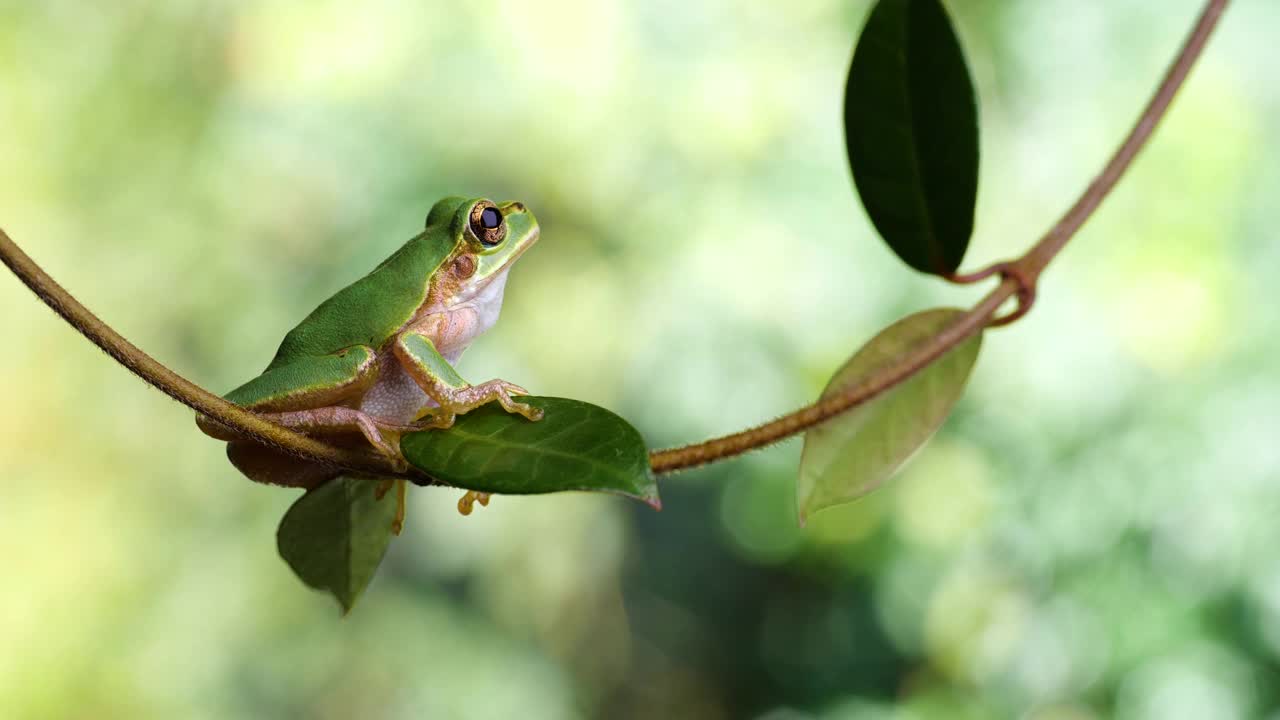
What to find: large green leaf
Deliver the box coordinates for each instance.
[277,476,399,614]
[401,396,659,508]
[844,0,979,275]
[798,309,981,523]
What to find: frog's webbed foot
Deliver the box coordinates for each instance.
[419,380,544,430]
[457,490,491,516]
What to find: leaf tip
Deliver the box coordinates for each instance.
[796,487,820,527]
[337,595,357,617]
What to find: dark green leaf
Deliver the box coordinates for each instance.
[277,476,399,614]
[798,309,981,523]
[401,397,659,509]
[844,0,979,275]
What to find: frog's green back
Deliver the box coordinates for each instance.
[266,227,458,369]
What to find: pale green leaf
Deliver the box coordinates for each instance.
[798,308,981,523]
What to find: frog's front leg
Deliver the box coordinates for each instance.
[392,315,543,430]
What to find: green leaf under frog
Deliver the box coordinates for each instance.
[276,476,400,614]
[402,396,659,509]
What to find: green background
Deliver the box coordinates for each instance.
[1,1,1276,718]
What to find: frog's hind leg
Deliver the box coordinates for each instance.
[256,406,414,472]
[197,345,382,442]
[197,345,417,469]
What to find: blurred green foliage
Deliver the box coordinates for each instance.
[1,1,1276,718]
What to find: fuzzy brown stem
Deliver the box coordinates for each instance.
[0,228,425,482]
[0,0,1229,483]
[648,0,1229,474]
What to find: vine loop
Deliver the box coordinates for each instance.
[0,0,1232,479]
[946,262,1039,328]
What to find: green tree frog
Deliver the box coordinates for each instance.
[198,197,543,528]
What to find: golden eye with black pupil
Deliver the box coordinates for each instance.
[469,201,506,247]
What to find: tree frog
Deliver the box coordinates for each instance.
[198,197,543,528]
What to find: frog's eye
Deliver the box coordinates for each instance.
[468,201,506,247]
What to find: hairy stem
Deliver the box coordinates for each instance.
[0,229,426,483]
[0,0,1228,482]
[649,0,1229,474]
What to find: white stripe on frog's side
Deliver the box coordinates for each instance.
[358,267,512,424]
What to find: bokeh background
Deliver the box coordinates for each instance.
[2,1,1277,717]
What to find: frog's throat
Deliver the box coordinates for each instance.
[454,226,538,305]
[448,265,509,321]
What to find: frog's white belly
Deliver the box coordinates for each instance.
[358,359,433,423]
[357,268,509,424]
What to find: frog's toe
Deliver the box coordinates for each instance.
[373,479,408,534]
[492,385,541,421]
[500,381,531,396]
[416,410,457,431]
[513,402,544,422]
[367,434,409,472]
[456,490,492,516]
[374,478,395,500]
[391,480,407,535]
